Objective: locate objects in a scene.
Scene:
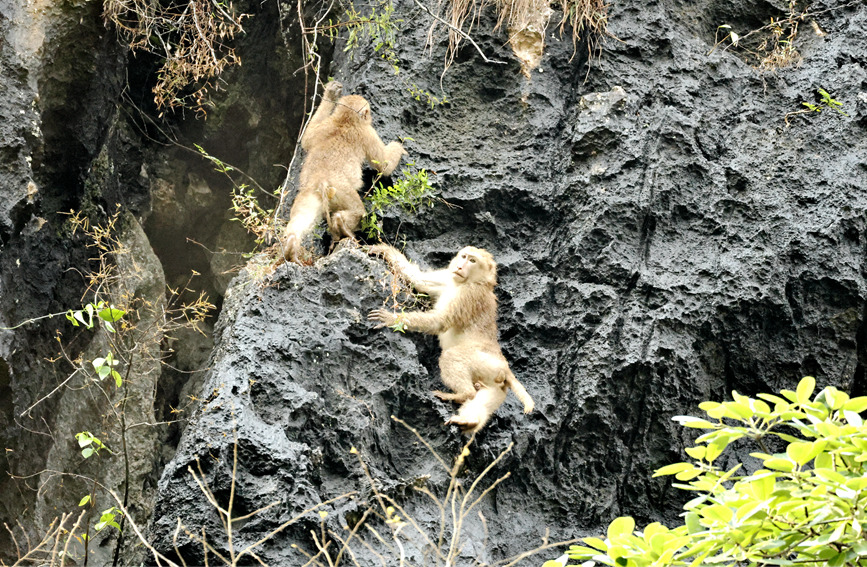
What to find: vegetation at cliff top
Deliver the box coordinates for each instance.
[547,376,867,567]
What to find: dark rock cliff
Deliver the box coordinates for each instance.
[1,0,867,563]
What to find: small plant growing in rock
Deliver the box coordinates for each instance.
[802,87,848,116]
[709,0,805,69]
[785,88,848,125]
[361,163,438,240]
[548,376,867,566]
[291,417,575,565]
[336,0,448,106]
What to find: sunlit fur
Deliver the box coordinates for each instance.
[368,244,534,434]
[281,83,406,264]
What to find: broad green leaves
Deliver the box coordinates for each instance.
[93,352,123,387]
[94,506,123,532]
[562,377,867,566]
[66,301,126,333]
[75,431,112,459]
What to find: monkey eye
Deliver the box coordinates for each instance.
[469,258,476,263]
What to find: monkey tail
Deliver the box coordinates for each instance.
[505,372,534,414]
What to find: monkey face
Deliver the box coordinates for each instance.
[451,247,496,285]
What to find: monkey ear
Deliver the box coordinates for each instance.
[360,105,371,121]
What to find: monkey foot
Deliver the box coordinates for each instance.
[432,390,457,401]
[445,416,480,428]
[433,390,475,402]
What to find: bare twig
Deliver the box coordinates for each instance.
[411,0,506,65]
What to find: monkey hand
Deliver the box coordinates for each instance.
[368,308,397,328]
[323,81,343,101]
[385,141,407,156]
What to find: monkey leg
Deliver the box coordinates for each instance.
[328,211,361,242]
[438,349,480,404]
[283,190,324,263]
[281,234,302,264]
[471,351,510,385]
[446,385,507,434]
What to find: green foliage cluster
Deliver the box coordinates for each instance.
[75,432,112,460]
[553,377,867,567]
[361,164,437,240]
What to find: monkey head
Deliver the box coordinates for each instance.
[450,247,497,286]
[333,94,372,125]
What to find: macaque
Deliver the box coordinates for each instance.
[281,81,407,264]
[368,244,534,433]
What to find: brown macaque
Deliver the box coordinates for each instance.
[281,81,407,264]
[368,244,534,433]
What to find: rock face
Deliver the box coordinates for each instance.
[2,0,867,562]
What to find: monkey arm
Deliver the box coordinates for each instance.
[363,130,407,177]
[368,244,449,295]
[300,82,343,150]
[368,308,447,335]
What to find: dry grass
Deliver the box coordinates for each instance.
[428,0,608,71]
[104,0,246,115]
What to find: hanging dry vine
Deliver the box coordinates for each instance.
[104,0,247,115]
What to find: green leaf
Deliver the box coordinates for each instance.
[843,396,867,413]
[82,447,94,459]
[757,393,787,406]
[582,537,607,551]
[654,462,694,477]
[685,446,706,461]
[685,512,702,534]
[699,504,733,524]
[97,306,126,322]
[675,468,703,481]
[844,410,863,427]
[607,517,635,540]
[704,442,725,463]
[796,376,816,404]
[786,441,817,465]
[764,458,794,472]
[748,474,775,500]
[813,467,845,484]
[79,494,91,506]
[814,451,832,469]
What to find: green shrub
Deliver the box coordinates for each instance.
[551,376,867,567]
[362,164,437,240]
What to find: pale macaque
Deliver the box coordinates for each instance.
[281,81,407,264]
[368,244,534,433]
